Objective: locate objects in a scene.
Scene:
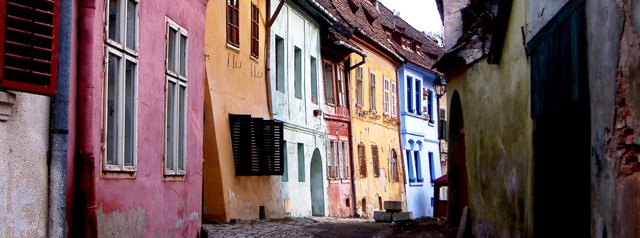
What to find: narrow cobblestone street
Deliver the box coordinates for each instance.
[202,217,454,238]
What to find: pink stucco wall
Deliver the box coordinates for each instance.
[75,0,207,236]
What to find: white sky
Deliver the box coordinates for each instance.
[378,0,443,35]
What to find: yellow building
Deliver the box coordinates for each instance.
[317,0,406,218]
[203,0,285,222]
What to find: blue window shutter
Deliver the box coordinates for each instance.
[428,152,435,182]
[407,76,413,112]
[428,90,434,123]
[415,81,421,115]
[406,150,414,182]
[414,151,422,182]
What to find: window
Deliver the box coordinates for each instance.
[104,0,139,172]
[406,149,414,182]
[310,57,318,104]
[407,76,413,113]
[229,114,284,176]
[414,150,423,183]
[323,61,335,104]
[298,143,305,182]
[383,78,390,114]
[439,108,448,140]
[415,80,422,115]
[0,0,60,95]
[250,3,259,58]
[294,47,302,99]
[372,145,380,177]
[282,141,288,182]
[391,83,397,117]
[428,152,435,183]
[337,66,345,106]
[427,89,434,123]
[341,141,350,179]
[165,20,188,175]
[390,149,399,182]
[226,0,239,47]
[358,143,367,177]
[338,141,344,178]
[369,71,376,110]
[328,140,337,179]
[275,35,284,92]
[356,66,364,105]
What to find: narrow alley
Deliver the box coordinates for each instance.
[202,217,454,238]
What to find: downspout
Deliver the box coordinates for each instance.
[396,63,407,194]
[343,48,366,216]
[77,0,98,236]
[48,0,72,236]
[265,0,286,118]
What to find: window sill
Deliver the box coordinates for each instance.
[0,91,16,122]
[250,55,259,63]
[163,174,186,181]
[226,43,240,53]
[102,170,137,179]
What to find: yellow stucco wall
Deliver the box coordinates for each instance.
[444,0,533,235]
[203,0,285,223]
[349,39,405,218]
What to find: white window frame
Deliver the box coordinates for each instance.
[103,0,139,172]
[164,19,189,176]
[391,82,397,117]
[369,70,376,110]
[106,0,139,56]
[103,47,139,172]
[337,66,345,106]
[356,66,363,106]
[383,78,390,114]
[341,141,349,179]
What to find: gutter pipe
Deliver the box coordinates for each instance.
[77,0,98,236]
[47,0,72,236]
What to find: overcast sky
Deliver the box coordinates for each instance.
[378,0,443,35]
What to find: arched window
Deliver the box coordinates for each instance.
[390,149,399,182]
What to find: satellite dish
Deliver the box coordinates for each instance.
[394,11,400,17]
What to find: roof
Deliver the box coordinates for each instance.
[433,0,513,74]
[433,174,448,184]
[317,0,403,62]
[377,3,444,72]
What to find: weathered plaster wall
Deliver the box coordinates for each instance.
[349,43,404,218]
[84,0,207,236]
[269,1,328,218]
[398,64,443,218]
[525,0,569,41]
[587,0,640,237]
[445,0,532,236]
[0,92,49,237]
[442,0,469,50]
[203,0,285,223]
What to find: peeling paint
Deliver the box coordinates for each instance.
[97,206,147,238]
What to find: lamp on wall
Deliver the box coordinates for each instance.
[433,75,447,98]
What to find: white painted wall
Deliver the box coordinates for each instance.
[0,92,49,237]
[270,1,328,217]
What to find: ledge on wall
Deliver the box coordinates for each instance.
[0,91,16,122]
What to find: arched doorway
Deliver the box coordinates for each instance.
[447,91,468,228]
[310,149,325,216]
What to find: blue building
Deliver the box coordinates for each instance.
[377,4,445,218]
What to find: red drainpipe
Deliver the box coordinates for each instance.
[76,0,98,236]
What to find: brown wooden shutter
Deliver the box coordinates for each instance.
[0,0,59,95]
[250,4,259,58]
[372,145,379,177]
[230,114,283,176]
[358,143,366,177]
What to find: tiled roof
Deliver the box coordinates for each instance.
[377,3,444,72]
[317,0,402,62]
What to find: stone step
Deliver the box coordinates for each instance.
[384,200,403,213]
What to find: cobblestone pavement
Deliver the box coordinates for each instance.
[202,217,454,238]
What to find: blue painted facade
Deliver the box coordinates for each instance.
[398,63,443,218]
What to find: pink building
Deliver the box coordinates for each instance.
[71,0,207,236]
